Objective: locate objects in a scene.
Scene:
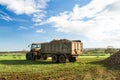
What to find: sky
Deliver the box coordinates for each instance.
[0,0,120,51]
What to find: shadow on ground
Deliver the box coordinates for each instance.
[88,60,120,70]
[0,60,54,65]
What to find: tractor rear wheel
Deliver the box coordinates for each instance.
[59,55,66,63]
[42,55,48,60]
[69,57,76,62]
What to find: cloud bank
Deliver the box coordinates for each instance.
[0,0,49,23]
[46,0,120,41]
[0,0,120,42]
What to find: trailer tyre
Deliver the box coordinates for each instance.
[52,55,58,63]
[59,55,66,63]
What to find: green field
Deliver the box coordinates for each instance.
[0,54,120,80]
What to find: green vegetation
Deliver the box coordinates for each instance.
[0,54,120,80]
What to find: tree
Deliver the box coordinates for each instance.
[105,46,117,55]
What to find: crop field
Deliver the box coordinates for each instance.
[0,54,120,80]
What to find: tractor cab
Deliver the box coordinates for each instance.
[30,43,41,52]
[26,43,41,60]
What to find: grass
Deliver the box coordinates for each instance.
[0,54,120,80]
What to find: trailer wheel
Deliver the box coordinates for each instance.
[52,55,58,63]
[59,55,66,63]
[69,57,76,62]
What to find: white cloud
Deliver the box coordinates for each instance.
[0,0,35,15]
[0,10,12,21]
[46,0,120,41]
[32,11,46,24]
[36,29,44,33]
[0,0,49,15]
[18,26,28,30]
[0,0,49,23]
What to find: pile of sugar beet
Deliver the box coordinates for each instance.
[103,50,120,64]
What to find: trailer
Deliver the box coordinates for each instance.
[26,39,83,63]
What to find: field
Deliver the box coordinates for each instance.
[0,54,120,80]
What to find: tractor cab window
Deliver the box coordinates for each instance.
[31,44,41,49]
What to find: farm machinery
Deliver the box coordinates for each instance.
[26,39,83,63]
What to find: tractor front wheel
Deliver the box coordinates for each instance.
[26,52,32,60]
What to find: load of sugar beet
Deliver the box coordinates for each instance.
[103,50,120,64]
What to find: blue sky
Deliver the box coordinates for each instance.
[0,0,120,51]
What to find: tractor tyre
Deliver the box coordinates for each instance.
[37,55,41,59]
[43,55,48,60]
[31,54,37,61]
[69,57,76,62]
[26,52,32,60]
